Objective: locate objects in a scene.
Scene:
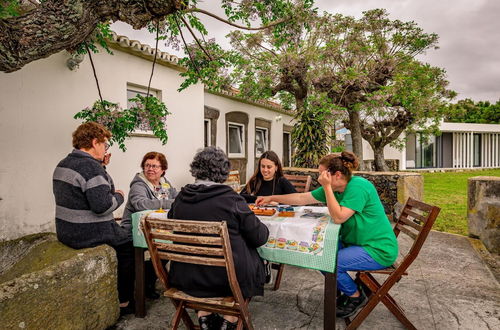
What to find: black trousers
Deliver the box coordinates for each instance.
[145,257,169,292]
[112,241,135,303]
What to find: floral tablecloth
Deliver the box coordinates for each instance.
[132,206,340,273]
[256,206,339,272]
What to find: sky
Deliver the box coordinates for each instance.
[112,0,500,102]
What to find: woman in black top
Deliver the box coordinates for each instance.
[240,150,296,203]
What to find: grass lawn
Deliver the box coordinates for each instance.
[422,168,500,236]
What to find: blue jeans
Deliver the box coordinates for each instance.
[336,243,385,296]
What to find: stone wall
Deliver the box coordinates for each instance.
[284,167,423,219]
[1,233,119,330]
[468,176,500,254]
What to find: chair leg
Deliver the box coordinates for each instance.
[273,264,285,291]
[171,301,185,330]
[239,300,254,330]
[354,272,415,330]
[381,296,416,330]
[345,291,382,330]
[236,318,243,330]
[169,300,196,330]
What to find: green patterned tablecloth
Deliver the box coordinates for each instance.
[132,206,339,273]
[256,206,339,273]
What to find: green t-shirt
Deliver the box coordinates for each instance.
[311,176,398,267]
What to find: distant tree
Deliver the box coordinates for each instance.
[445,99,500,124]
[356,60,455,171]
[312,9,454,170]
[180,2,334,168]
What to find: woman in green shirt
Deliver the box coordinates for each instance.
[256,151,398,318]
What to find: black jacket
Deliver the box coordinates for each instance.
[168,183,269,298]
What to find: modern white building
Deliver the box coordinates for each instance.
[0,32,294,241]
[405,122,500,169]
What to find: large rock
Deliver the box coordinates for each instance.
[468,176,500,254]
[0,233,119,330]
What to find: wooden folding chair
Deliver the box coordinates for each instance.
[344,197,441,330]
[272,174,313,291]
[284,174,312,193]
[142,217,254,330]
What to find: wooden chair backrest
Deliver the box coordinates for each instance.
[393,197,440,273]
[141,217,245,304]
[284,174,312,193]
[227,170,241,184]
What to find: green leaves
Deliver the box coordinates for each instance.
[291,95,334,168]
[74,96,170,151]
[74,22,113,56]
[0,0,19,19]
[445,99,500,124]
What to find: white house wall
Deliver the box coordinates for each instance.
[0,49,204,241]
[204,92,294,179]
[362,140,406,169]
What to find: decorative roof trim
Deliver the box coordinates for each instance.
[107,31,292,114]
[205,88,293,115]
[107,31,184,71]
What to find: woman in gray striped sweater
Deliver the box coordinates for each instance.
[52,122,135,315]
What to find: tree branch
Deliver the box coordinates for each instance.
[179,16,213,61]
[0,0,179,72]
[185,7,288,31]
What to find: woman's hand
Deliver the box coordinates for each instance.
[255,196,273,206]
[318,170,332,187]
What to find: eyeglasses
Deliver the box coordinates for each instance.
[104,142,110,151]
[144,164,162,170]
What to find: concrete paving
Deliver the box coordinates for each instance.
[113,231,500,329]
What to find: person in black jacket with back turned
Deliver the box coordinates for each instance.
[168,146,269,330]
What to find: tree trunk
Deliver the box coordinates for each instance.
[0,0,179,72]
[346,110,365,170]
[373,145,389,172]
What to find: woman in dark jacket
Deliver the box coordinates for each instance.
[240,150,296,203]
[168,146,269,330]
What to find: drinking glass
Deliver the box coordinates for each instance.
[155,185,168,213]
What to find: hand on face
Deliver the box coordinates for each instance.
[318,170,333,187]
[102,153,111,166]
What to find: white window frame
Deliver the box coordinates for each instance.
[255,126,269,158]
[204,119,211,147]
[127,84,161,135]
[227,122,245,158]
[283,131,292,167]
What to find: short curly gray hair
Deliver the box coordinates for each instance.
[190,146,230,183]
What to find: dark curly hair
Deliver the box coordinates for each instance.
[190,146,230,183]
[320,151,359,181]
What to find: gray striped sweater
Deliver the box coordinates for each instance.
[52,149,129,248]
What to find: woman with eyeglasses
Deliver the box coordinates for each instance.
[121,151,178,299]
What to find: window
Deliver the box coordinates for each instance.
[255,127,269,157]
[127,85,162,133]
[204,119,211,147]
[228,123,245,158]
[416,134,436,168]
[473,133,481,167]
